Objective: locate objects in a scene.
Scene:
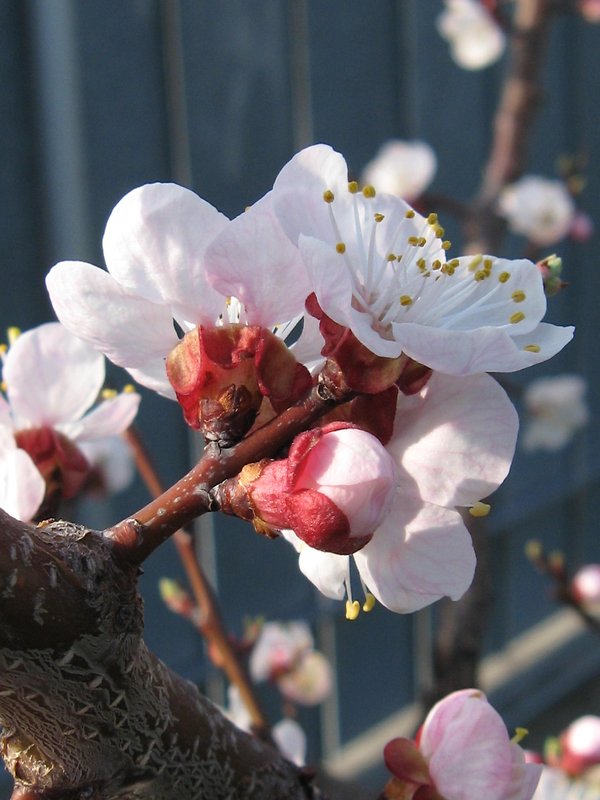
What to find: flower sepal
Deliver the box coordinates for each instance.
[166,323,311,444]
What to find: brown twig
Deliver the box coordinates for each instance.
[122,426,272,740]
[106,381,345,565]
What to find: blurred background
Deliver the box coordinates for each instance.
[1,0,599,794]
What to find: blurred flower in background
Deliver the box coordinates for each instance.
[522,374,589,452]
[437,0,505,70]
[499,176,576,247]
[361,140,437,201]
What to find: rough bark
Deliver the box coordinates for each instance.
[0,510,322,799]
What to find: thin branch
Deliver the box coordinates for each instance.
[123,426,272,740]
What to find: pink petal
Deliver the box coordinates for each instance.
[354,491,476,613]
[0,448,45,522]
[46,261,179,374]
[102,183,229,324]
[389,372,518,507]
[205,195,311,327]
[60,392,141,442]
[420,690,514,800]
[4,323,104,428]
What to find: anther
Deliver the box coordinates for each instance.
[469,502,491,518]
[345,600,361,621]
[432,259,442,270]
[348,181,359,193]
[427,212,438,225]
[7,327,20,345]
[441,240,452,250]
[405,209,416,219]
[511,290,526,303]
[387,253,397,262]
[474,270,487,281]
[123,384,136,393]
[400,295,413,306]
[101,388,118,399]
[408,236,419,246]
[362,185,376,198]
[363,593,376,612]
[524,344,541,353]
[374,212,385,223]
[336,242,347,254]
[510,312,525,324]
[323,189,335,203]
[468,254,483,271]
[498,271,511,283]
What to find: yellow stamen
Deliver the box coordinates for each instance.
[101,388,118,399]
[468,254,483,271]
[405,209,415,219]
[474,270,487,281]
[323,189,335,203]
[524,344,541,353]
[511,728,529,745]
[469,502,491,518]
[345,600,360,621]
[336,242,346,254]
[498,271,511,283]
[434,225,445,238]
[374,212,385,223]
[123,384,137,393]
[511,290,526,303]
[7,327,21,345]
[348,181,359,194]
[441,240,452,250]
[363,593,376,613]
[432,259,442,270]
[408,236,419,246]
[427,213,438,225]
[362,185,376,198]
[510,312,525,324]
[400,295,413,306]
[0,344,7,355]
[387,253,397,262]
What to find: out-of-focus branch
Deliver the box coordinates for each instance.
[123,426,272,741]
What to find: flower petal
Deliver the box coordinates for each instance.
[205,194,312,327]
[46,261,179,379]
[0,446,45,522]
[281,529,348,600]
[389,373,518,507]
[59,391,141,442]
[354,492,476,613]
[4,323,105,428]
[102,183,229,324]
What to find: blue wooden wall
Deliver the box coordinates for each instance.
[1,0,600,793]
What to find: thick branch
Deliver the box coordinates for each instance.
[0,508,324,799]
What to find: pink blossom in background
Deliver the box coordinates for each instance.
[362,140,437,201]
[249,621,332,706]
[385,689,541,800]
[522,374,589,452]
[571,565,600,607]
[0,323,140,506]
[499,176,576,247]
[559,717,600,776]
[273,145,573,375]
[437,0,506,70]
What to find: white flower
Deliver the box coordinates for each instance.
[499,176,576,247]
[273,145,573,375]
[533,767,600,800]
[522,374,589,452]
[0,323,140,503]
[249,621,332,706]
[362,140,437,201]
[46,184,315,398]
[223,686,306,766]
[437,0,506,70]
[282,370,518,616]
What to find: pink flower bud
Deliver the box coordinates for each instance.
[250,423,398,555]
[560,716,600,776]
[571,565,600,605]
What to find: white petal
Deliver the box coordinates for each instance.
[47,262,179,372]
[273,718,307,767]
[4,322,105,428]
[205,194,311,327]
[0,396,13,428]
[354,492,476,613]
[389,373,518,507]
[0,449,45,522]
[102,183,229,323]
[281,529,348,601]
[59,392,141,442]
[126,362,175,399]
[289,314,325,374]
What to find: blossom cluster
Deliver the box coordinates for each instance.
[41,143,573,622]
